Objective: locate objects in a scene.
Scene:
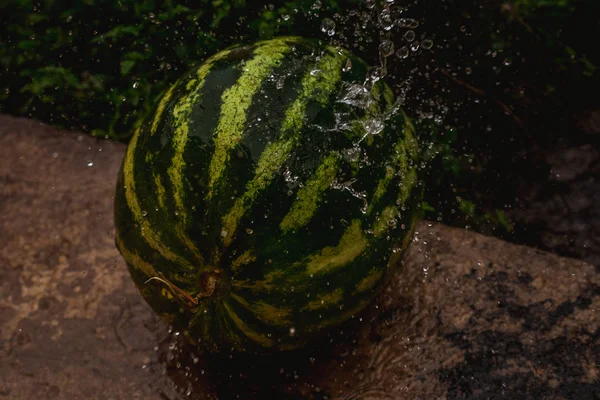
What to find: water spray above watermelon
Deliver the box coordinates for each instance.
[114,36,421,353]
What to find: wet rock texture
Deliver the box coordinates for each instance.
[1,114,598,399]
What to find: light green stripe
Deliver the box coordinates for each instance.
[369,164,396,214]
[303,288,344,311]
[353,268,384,294]
[223,301,274,348]
[231,269,284,293]
[305,219,367,275]
[403,118,419,159]
[280,153,339,232]
[206,39,299,198]
[151,85,176,135]
[367,114,418,214]
[373,205,398,237]
[122,127,190,267]
[153,172,167,209]
[398,120,418,205]
[115,235,159,279]
[399,169,417,205]
[230,293,292,326]
[163,50,234,264]
[314,298,370,330]
[230,250,256,278]
[221,48,346,246]
[168,49,233,219]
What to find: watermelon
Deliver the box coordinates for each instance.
[114,36,421,353]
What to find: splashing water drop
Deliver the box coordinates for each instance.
[379,40,395,58]
[276,76,285,90]
[368,67,386,83]
[396,46,410,59]
[422,39,434,50]
[321,18,336,36]
[342,58,353,72]
[398,18,419,29]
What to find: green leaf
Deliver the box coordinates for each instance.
[458,199,476,217]
[495,210,514,232]
[121,60,136,75]
[91,25,141,44]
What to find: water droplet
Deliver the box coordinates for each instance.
[321,18,336,36]
[87,161,93,167]
[422,39,434,50]
[503,57,512,66]
[368,67,385,83]
[398,18,419,29]
[289,327,296,336]
[379,40,395,58]
[281,14,290,21]
[312,0,322,10]
[246,228,254,235]
[465,66,472,75]
[342,58,353,72]
[220,229,228,237]
[410,41,420,52]
[142,210,148,217]
[363,117,384,135]
[395,46,410,59]
[380,9,395,30]
[404,30,416,42]
[275,76,285,90]
[132,81,139,89]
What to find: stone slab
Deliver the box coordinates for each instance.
[0,115,598,399]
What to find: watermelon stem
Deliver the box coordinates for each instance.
[145,274,199,312]
[144,270,224,312]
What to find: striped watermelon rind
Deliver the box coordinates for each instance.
[114,36,421,352]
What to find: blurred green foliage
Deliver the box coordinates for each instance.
[0,0,595,141]
[0,0,345,139]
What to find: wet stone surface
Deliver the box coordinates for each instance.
[1,114,598,399]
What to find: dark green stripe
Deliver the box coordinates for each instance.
[206,37,303,199]
[221,47,347,247]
